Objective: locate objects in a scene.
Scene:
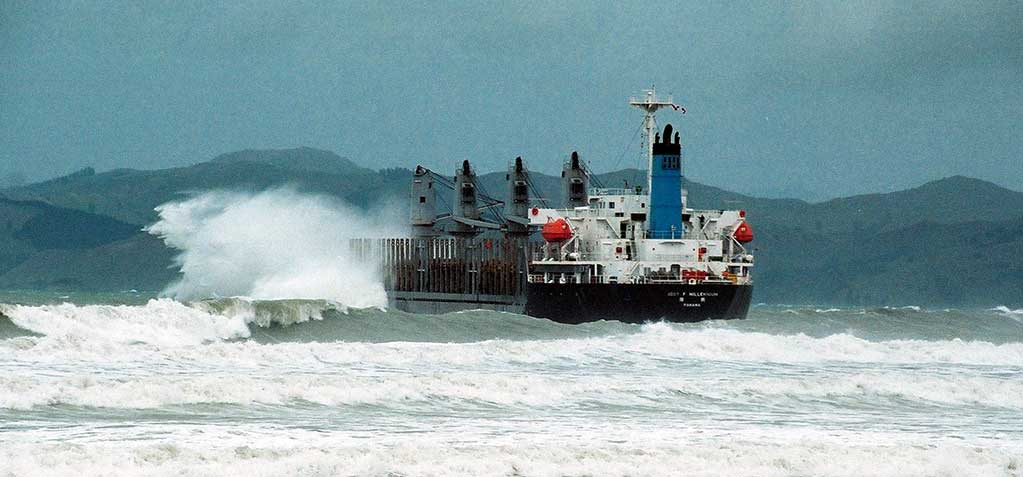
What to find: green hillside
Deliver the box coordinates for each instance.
[3,147,405,225]
[0,198,177,291]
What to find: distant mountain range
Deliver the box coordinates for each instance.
[2,147,1021,307]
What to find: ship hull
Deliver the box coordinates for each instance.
[524,283,752,324]
[389,283,752,324]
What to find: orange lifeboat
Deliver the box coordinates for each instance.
[734,220,754,243]
[542,218,573,242]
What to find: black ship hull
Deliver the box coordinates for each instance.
[524,283,752,324]
[360,237,753,324]
[389,283,752,324]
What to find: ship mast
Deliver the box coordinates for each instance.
[629,87,684,193]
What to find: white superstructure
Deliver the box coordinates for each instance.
[528,89,755,286]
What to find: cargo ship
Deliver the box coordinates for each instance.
[351,89,754,323]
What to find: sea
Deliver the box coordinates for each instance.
[1,292,1021,476]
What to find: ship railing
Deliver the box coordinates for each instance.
[563,208,605,217]
[643,278,684,283]
[589,187,639,196]
[647,230,685,239]
[646,253,692,261]
[528,274,584,284]
[728,253,752,263]
[348,237,530,299]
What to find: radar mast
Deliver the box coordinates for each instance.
[629,87,684,193]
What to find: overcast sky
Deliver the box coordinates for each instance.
[2,0,1021,199]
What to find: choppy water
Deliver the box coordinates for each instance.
[1,294,1021,476]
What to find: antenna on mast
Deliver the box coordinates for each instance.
[629,86,684,193]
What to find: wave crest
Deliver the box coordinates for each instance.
[2,302,1022,368]
[146,188,402,307]
[3,368,1022,411]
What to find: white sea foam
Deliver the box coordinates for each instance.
[189,297,345,327]
[3,306,1023,414]
[618,323,1023,366]
[887,305,923,311]
[2,368,1021,411]
[0,373,635,409]
[993,306,1023,323]
[0,299,250,347]
[146,188,402,307]
[3,304,1022,476]
[3,305,1023,368]
[0,436,1018,477]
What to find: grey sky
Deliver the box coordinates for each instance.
[2,0,1021,199]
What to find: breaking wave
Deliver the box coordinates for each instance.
[146,188,403,307]
[2,301,1022,366]
[0,298,613,348]
[3,302,1021,476]
[0,299,251,346]
[2,365,1022,411]
[993,306,1023,323]
[734,304,1023,343]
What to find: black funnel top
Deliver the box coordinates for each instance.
[653,124,681,155]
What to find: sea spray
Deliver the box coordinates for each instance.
[2,303,1021,476]
[146,188,404,306]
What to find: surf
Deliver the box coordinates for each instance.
[145,188,402,306]
[2,302,1022,366]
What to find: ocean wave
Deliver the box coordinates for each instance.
[0,313,39,340]
[726,305,1023,344]
[0,298,392,347]
[885,305,923,312]
[2,368,1021,411]
[611,323,1023,366]
[189,297,351,328]
[0,373,648,410]
[4,328,1023,384]
[0,299,616,349]
[0,438,1017,477]
[3,301,1023,367]
[0,299,251,347]
[992,306,1023,323]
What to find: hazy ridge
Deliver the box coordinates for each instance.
[1,147,1021,307]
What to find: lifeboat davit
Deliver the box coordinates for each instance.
[542,218,573,242]
[734,220,754,243]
